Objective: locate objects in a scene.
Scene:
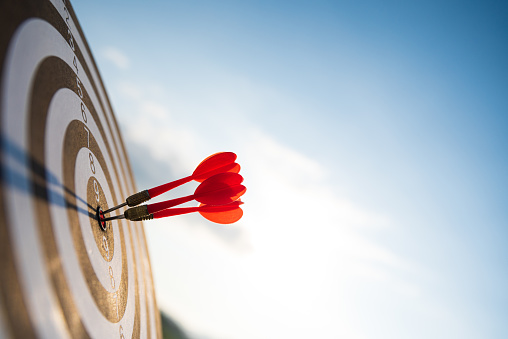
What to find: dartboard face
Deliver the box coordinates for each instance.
[0,0,161,338]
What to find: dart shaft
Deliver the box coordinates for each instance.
[102,202,127,214]
[147,176,192,198]
[101,214,126,222]
[103,190,151,215]
[146,195,193,214]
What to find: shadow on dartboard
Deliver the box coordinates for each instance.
[0,133,94,218]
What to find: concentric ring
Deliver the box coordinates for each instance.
[0,0,161,338]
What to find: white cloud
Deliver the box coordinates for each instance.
[112,77,425,339]
[118,82,141,100]
[102,46,130,69]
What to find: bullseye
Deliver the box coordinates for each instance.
[97,206,107,231]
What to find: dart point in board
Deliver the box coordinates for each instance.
[96,206,108,231]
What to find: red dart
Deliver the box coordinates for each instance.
[149,201,244,224]
[103,172,246,221]
[148,152,240,197]
[146,172,245,214]
[198,202,244,224]
[103,152,240,214]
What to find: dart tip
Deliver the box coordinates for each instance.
[96,206,108,231]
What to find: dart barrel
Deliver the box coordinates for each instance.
[124,205,150,221]
[126,189,151,206]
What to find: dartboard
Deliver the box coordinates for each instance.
[0,0,162,338]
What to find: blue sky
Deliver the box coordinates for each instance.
[74,1,508,338]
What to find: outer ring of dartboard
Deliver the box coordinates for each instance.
[0,0,160,338]
[3,9,139,339]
